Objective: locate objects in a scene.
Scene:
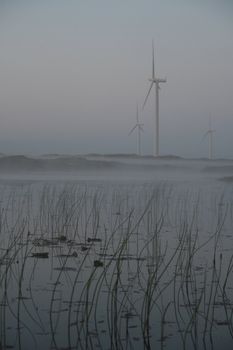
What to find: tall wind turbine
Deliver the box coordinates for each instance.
[143,42,166,157]
[203,115,215,160]
[128,105,144,156]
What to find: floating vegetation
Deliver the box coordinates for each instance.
[53,267,77,272]
[81,246,89,251]
[93,260,104,267]
[55,251,78,258]
[31,252,49,259]
[32,238,57,247]
[57,235,67,242]
[87,237,102,243]
[0,182,233,349]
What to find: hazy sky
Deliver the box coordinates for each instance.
[0,0,233,157]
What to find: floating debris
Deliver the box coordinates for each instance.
[31,252,49,259]
[194,266,204,271]
[67,240,77,246]
[55,251,78,258]
[32,238,56,247]
[98,253,114,257]
[121,312,137,319]
[51,308,68,314]
[81,246,89,252]
[57,235,67,242]
[94,260,104,267]
[87,237,102,243]
[216,320,231,326]
[133,337,140,341]
[54,267,76,272]
[16,296,31,300]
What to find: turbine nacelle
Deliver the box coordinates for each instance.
[203,129,216,139]
[149,78,167,84]
[207,129,216,134]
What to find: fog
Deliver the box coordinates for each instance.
[0,154,232,187]
[0,0,233,157]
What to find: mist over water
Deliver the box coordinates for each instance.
[0,154,232,185]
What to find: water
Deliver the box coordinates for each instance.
[0,158,233,349]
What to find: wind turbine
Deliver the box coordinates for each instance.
[143,42,166,157]
[128,105,144,156]
[203,115,215,160]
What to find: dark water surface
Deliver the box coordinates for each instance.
[0,160,233,349]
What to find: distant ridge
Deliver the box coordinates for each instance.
[86,153,183,160]
[0,155,118,172]
[219,176,233,183]
[0,154,187,173]
[87,153,142,158]
[0,154,232,174]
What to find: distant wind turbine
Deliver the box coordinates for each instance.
[128,105,144,156]
[143,42,166,157]
[203,115,215,160]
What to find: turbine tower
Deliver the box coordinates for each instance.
[204,116,215,160]
[143,42,166,157]
[128,105,144,156]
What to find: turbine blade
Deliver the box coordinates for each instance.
[202,131,210,141]
[139,125,144,132]
[142,81,154,109]
[128,125,137,135]
[152,40,155,79]
[136,104,139,123]
[209,113,212,130]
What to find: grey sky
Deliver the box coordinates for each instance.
[0,0,233,157]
